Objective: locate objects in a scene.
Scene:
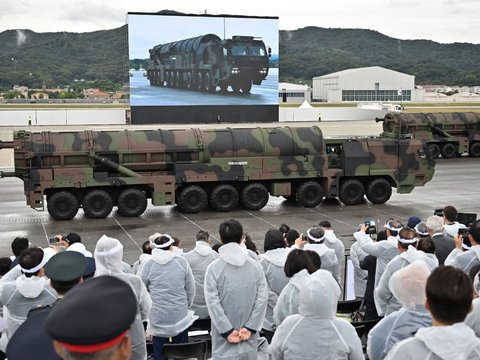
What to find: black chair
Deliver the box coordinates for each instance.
[188,318,211,333]
[354,325,366,340]
[351,317,382,336]
[162,340,208,360]
[337,299,363,315]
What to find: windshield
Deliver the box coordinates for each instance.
[231,45,248,56]
[250,45,266,56]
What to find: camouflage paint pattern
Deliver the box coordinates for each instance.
[2,126,435,217]
[378,112,480,157]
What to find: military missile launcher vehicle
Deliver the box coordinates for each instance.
[147,34,270,93]
[0,126,434,220]
[377,112,480,158]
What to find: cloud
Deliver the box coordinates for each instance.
[16,29,27,46]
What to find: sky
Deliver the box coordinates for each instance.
[0,0,479,45]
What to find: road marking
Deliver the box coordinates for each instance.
[179,214,220,242]
[41,219,49,246]
[241,210,278,227]
[113,217,142,251]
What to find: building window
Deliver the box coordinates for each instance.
[341,90,411,102]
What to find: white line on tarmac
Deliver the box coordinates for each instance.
[113,217,142,251]
[41,219,49,246]
[179,214,220,242]
[241,210,278,228]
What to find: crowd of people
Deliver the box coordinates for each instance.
[0,204,478,360]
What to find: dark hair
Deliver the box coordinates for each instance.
[50,278,82,295]
[304,250,321,272]
[19,247,44,277]
[443,205,458,223]
[284,249,320,278]
[279,224,290,234]
[319,220,332,229]
[154,235,174,251]
[386,220,403,237]
[469,220,480,245]
[141,241,152,255]
[264,229,286,252]
[244,234,259,255]
[64,232,81,245]
[211,243,222,253]
[469,264,480,283]
[219,219,243,244]
[398,227,417,250]
[196,230,210,242]
[426,266,473,324]
[307,226,325,244]
[376,230,388,241]
[285,229,300,246]
[11,237,29,257]
[417,238,436,254]
[0,257,12,276]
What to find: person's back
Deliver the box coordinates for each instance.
[269,269,364,360]
[205,219,268,360]
[368,261,432,360]
[427,215,455,265]
[303,227,338,276]
[350,242,368,299]
[360,254,378,320]
[385,266,480,360]
[183,230,218,319]
[445,220,480,274]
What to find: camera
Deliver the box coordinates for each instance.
[49,235,60,244]
[434,208,444,217]
[364,220,376,235]
[458,227,468,236]
[302,234,307,241]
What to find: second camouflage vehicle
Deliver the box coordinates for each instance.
[147,33,270,93]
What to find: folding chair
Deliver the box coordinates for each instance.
[162,340,208,360]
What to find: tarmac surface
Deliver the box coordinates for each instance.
[0,122,479,266]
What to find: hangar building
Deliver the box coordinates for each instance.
[312,66,424,102]
[279,82,312,104]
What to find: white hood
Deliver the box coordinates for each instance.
[68,242,93,257]
[400,245,426,263]
[472,246,480,261]
[94,235,124,276]
[172,246,183,255]
[444,222,459,238]
[194,241,214,257]
[151,248,175,265]
[15,275,48,298]
[324,230,337,244]
[299,269,340,318]
[304,243,329,257]
[416,323,479,360]
[290,269,310,290]
[263,248,289,267]
[219,242,248,266]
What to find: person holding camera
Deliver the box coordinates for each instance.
[374,227,438,317]
[445,220,480,274]
[354,220,402,288]
[319,221,345,285]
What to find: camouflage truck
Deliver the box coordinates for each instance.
[0,127,434,220]
[147,34,270,93]
[377,112,480,159]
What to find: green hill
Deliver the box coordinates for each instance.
[0,25,478,91]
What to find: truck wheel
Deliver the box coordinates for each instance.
[469,142,480,157]
[296,181,324,207]
[196,72,204,91]
[47,190,79,220]
[210,185,239,212]
[241,183,269,210]
[241,81,252,94]
[82,189,113,219]
[117,188,147,217]
[178,185,207,213]
[366,178,392,204]
[441,143,456,159]
[204,72,215,93]
[231,84,241,93]
[175,71,181,88]
[339,179,365,205]
[186,71,193,90]
[428,144,441,159]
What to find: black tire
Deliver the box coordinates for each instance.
[339,179,365,205]
[178,185,208,213]
[47,190,79,220]
[220,84,228,93]
[204,72,215,93]
[175,71,181,88]
[428,143,441,159]
[209,184,239,212]
[117,188,147,217]
[469,142,480,157]
[241,81,252,94]
[82,189,113,219]
[441,143,456,159]
[231,84,240,93]
[366,178,392,204]
[296,181,324,207]
[240,183,269,210]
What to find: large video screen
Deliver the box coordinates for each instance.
[128,12,279,124]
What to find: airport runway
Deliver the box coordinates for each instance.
[0,155,478,266]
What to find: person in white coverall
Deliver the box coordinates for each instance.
[319,220,345,285]
[269,269,364,360]
[183,229,218,319]
[273,249,320,327]
[139,234,196,360]
[303,227,338,277]
[367,260,432,360]
[445,220,480,274]
[374,227,438,316]
[204,219,268,360]
[385,266,480,360]
[94,235,152,360]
